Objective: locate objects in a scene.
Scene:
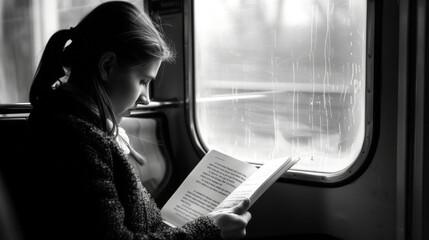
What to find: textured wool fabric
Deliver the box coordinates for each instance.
[25,86,222,240]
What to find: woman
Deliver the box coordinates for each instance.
[26,1,250,240]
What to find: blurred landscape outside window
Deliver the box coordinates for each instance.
[0,0,142,104]
[194,0,367,174]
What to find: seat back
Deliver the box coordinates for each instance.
[120,113,173,206]
[0,118,29,240]
[0,114,174,239]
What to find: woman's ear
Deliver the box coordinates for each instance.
[98,52,117,81]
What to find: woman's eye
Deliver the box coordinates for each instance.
[140,79,150,85]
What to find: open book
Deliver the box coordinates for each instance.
[161,150,299,227]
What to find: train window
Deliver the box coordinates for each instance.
[192,0,369,177]
[0,0,143,104]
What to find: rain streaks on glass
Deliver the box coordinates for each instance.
[194,0,367,174]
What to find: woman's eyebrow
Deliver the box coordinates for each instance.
[146,75,156,81]
[145,77,155,82]
[139,74,154,81]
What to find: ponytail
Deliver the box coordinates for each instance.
[29,29,71,105]
[29,1,175,136]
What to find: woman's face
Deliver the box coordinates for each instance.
[104,59,162,120]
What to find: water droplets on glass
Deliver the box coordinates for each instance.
[194,0,367,174]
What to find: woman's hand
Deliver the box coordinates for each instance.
[208,199,252,239]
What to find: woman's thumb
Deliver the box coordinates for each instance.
[232,198,250,215]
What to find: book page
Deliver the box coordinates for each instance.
[161,150,257,227]
[213,156,299,212]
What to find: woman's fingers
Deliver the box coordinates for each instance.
[231,198,250,215]
[242,211,252,222]
[212,211,251,239]
[208,199,252,239]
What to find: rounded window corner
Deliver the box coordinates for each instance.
[186,0,373,186]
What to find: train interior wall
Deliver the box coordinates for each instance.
[153,1,400,239]
[2,0,429,239]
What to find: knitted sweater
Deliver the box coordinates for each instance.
[26,86,222,240]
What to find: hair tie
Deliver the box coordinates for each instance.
[69,27,75,40]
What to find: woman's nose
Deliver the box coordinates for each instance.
[137,86,150,105]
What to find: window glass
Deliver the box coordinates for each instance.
[0,0,143,104]
[194,0,367,174]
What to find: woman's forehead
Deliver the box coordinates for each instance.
[134,60,162,77]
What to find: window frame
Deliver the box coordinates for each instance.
[184,0,376,185]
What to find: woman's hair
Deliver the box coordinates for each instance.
[29,1,174,135]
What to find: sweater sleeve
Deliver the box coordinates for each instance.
[137,216,222,240]
[79,144,223,240]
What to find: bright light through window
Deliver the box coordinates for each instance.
[193,0,367,174]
